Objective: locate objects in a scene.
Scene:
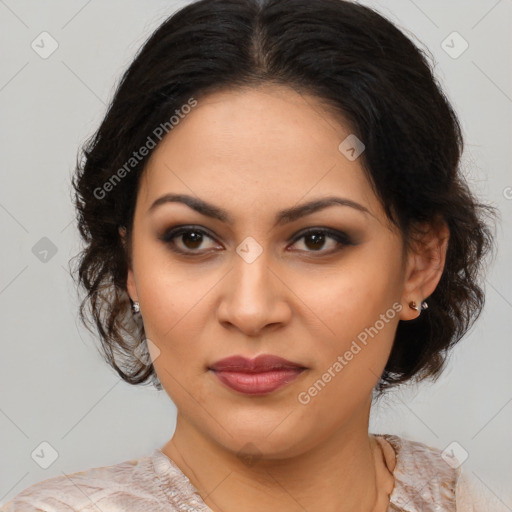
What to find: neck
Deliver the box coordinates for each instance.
[162,395,394,512]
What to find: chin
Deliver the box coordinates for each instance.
[203,412,318,462]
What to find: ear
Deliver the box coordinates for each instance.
[399,216,450,321]
[118,226,138,303]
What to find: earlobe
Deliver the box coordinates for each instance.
[399,218,450,321]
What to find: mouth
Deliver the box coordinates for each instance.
[208,354,307,395]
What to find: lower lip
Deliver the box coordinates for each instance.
[211,368,305,395]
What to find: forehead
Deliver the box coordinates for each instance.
[138,84,384,225]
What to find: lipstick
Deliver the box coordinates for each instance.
[209,354,306,395]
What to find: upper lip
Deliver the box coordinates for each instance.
[209,354,306,373]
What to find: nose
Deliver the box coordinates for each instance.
[216,248,292,337]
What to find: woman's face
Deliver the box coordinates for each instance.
[125,84,418,458]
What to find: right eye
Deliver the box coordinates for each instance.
[158,225,221,255]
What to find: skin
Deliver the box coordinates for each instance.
[120,84,449,512]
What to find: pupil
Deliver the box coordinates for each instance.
[305,232,325,250]
[183,231,202,249]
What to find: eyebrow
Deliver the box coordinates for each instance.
[148,193,371,226]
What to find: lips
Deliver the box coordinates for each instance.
[209,354,306,395]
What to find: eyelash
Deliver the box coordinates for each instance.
[158,225,354,257]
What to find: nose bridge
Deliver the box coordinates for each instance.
[217,236,289,334]
[231,238,273,304]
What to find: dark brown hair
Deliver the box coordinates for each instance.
[70,0,498,395]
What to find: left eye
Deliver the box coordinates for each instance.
[159,226,352,256]
[289,228,352,254]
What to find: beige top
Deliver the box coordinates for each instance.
[1,434,507,511]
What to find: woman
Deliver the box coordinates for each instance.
[2,0,503,510]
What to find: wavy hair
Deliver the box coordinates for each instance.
[70,0,498,395]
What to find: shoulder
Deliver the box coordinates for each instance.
[375,433,459,511]
[0,451,168,512]
[375,433,509,512]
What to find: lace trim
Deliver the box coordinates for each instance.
[377,434,459,511]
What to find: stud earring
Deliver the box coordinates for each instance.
[409,300,428,312]
[132,301,140,314]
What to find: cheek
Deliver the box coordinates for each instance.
[137,273,210,408]
[292,245,403,382]
[293,277,399,433]
[296,256,402,340]
[133,232,211,329]
[131,246,209,370]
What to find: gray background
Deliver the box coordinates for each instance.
[1,0,511,506]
